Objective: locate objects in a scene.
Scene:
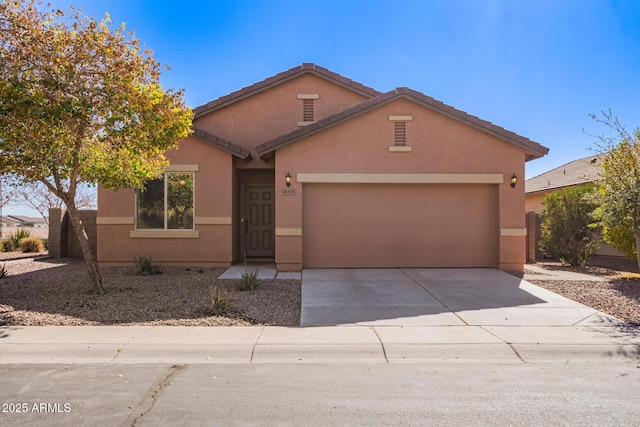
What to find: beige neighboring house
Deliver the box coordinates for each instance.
[525,154,622,257]
[525,154,601,213]
[0,215,49,238]
[98,63,549,272]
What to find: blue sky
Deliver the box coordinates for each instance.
[4,0,640,215]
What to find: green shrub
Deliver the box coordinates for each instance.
[0,239,13,252]
[19,237,44,253]
[0,264,8,279]
[133,253,163,276]
[236,269,260,292]
[41,238,49,251]
[209,285,231,314]
[9,228,31,249]
[1,240,13,252]
[539,184,601,266]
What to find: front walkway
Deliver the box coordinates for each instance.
[218,264,300,280]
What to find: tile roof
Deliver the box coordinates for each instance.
[191,127,252,161]
[255,87,549,160]
[193,63,381,119]
[525,154,602,194]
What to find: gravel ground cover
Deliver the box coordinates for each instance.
[1,254,638,327]
[0,251,48,261]
[0,258,300,326]
[527,257,640,326]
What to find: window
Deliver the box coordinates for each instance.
[136,173,194,230]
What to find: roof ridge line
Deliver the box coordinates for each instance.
[256,87,548,159]
[193,63,382,118]
[525,152,601,182]
[191,126,252,161]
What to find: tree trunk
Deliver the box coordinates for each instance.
[66,203,105,294]
[635,231,640,273]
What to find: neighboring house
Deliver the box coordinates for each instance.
[525,154,622,257]
[98,63,549,272]
[1,215,48,229]
[525,154,601,214]
[1,215,23,229]
[0,216,18,238]
[6,215,49,228]
[1,215,49,238]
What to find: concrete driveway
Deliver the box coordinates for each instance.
[301,268,608,327]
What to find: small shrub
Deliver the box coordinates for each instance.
[9,228,31,249]
[1,240,13,252]
[133,253,163,276]
[41,238,49,251]
[236,269,260,292]
[209,285,231,314]
[0,264,8,279]
[19,237,44,253]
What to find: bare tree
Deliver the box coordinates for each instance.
[16,182,97,225]
[0,176,19,209]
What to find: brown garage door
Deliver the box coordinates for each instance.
[302,183,499,268]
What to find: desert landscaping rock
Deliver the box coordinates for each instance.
[0,256,638,328]
[526,258,640,326]
[0,259,300,327]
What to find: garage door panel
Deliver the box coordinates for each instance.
[302,184,498,268]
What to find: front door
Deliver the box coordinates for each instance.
[242,185,275,258]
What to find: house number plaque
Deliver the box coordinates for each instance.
[281,189,296,196]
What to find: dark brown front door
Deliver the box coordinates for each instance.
[242,185,275,258]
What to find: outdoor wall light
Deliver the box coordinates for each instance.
[510,174,517,188]
[285,172,292,187]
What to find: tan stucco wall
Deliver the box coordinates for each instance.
[273,97,527,272]
[525,191,548,214]
[97,137,234,266]
[98,73,368,266]
[98,73,533,271]
[195,73,369,151]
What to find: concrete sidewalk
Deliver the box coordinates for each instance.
[1,323,638,365]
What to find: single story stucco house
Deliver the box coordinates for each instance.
[97,63,549,272]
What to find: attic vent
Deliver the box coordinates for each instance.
[394,122,407,146]
[303,99,314,122]
[297,94,319,126]
[387,115,411,147]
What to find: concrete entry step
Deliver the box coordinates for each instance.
[219,264,301,280]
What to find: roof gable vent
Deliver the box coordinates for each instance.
[303,99,314,122]
[297,94,319,126]
[394,122,407,146]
